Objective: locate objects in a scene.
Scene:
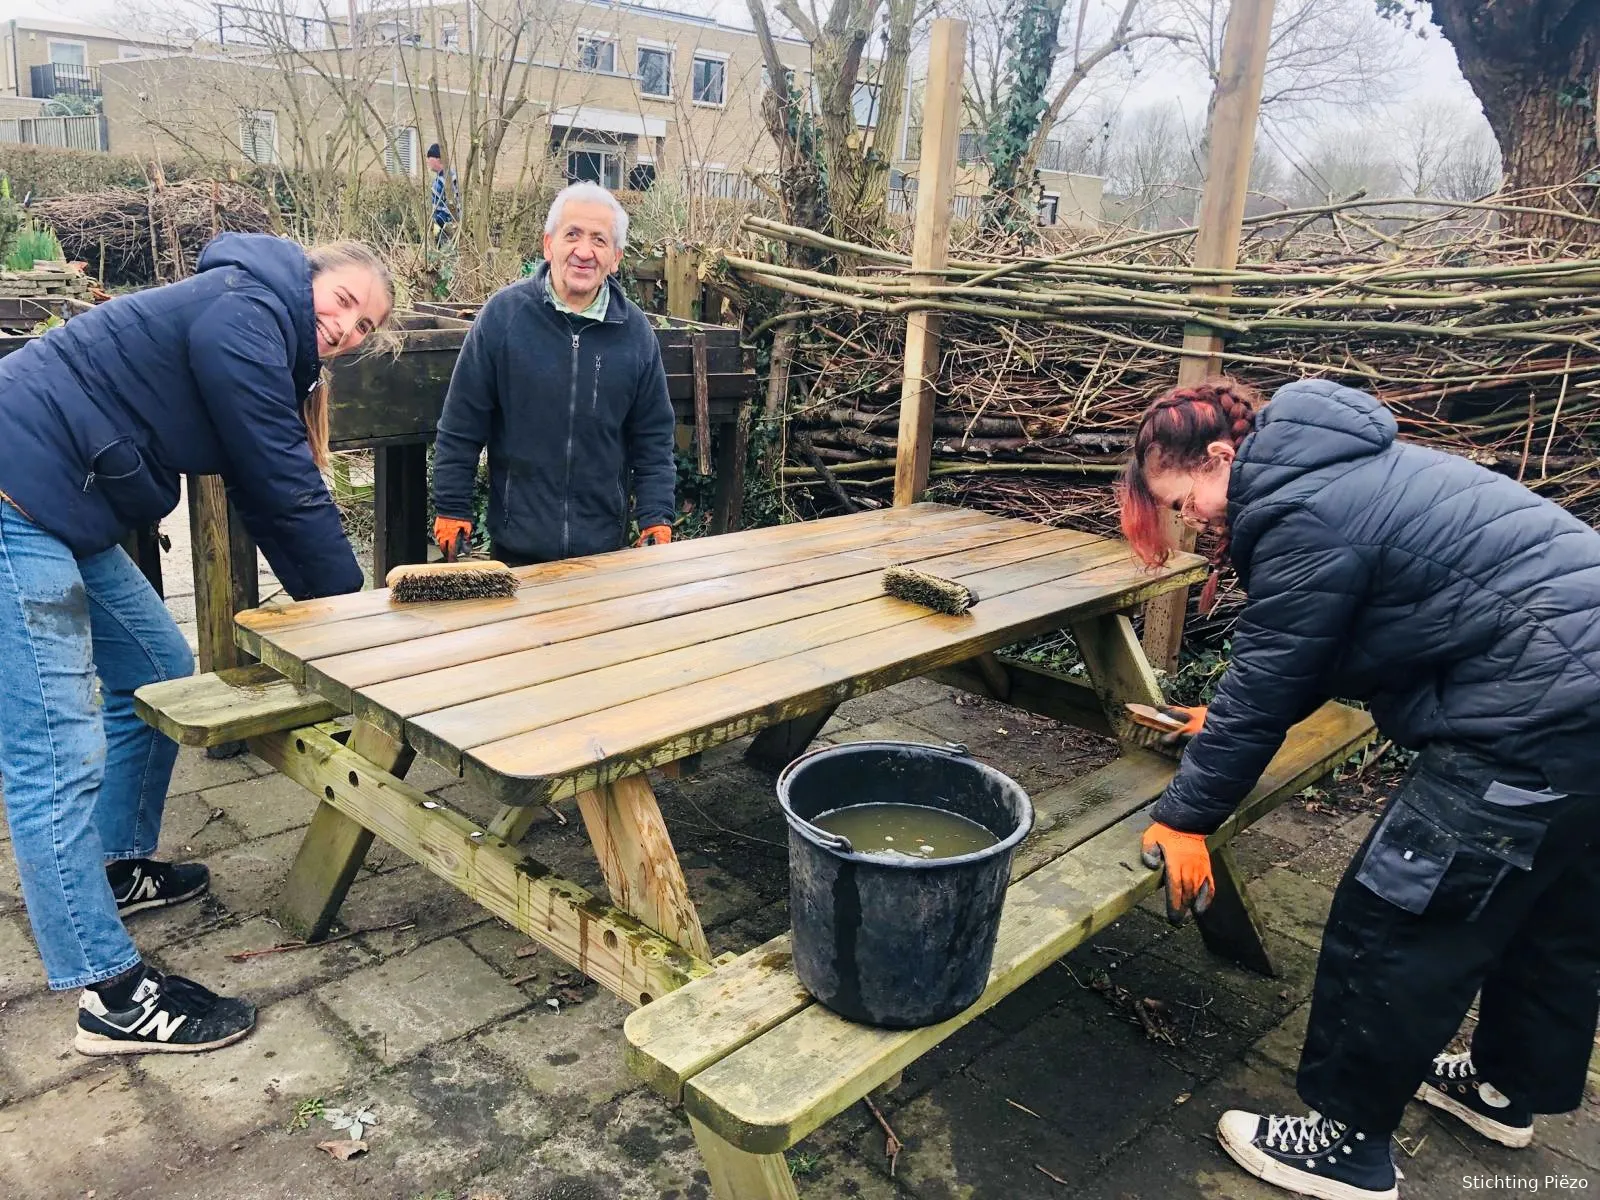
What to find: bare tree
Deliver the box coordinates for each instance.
[1433,123,1503,201]
[1391,96,1499,197]
[1284,121,1403,205]
[1161,0,1415,130]
[1102,100,1202,229]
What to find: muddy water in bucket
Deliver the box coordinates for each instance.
[778,741,1033,1029]
[811,803,999,860]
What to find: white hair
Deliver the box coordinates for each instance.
[544,182,629,248]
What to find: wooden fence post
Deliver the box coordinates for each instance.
[893,17,966,507]
[1140,0,1276,673]
[372,444,431,580]
[666,244,699,320]
[187,474,258,674]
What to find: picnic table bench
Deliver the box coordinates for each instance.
[132,502,1374,1196]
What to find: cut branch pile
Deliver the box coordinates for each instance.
[32,180,276,286]
[727,193,1600,544]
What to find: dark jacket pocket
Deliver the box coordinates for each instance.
[89,439,179,528]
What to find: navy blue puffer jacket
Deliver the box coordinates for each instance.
[1153,380,1600,833]
[0,233,362,600]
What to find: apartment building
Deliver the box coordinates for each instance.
[4,18,181,104]
[82,2,1099,227]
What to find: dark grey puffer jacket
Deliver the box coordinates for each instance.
[1153,379,1600,834]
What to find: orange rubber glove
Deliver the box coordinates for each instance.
[1140,822,1215,925]
[434,516,473,557]
[636,524,672,547]
[1126,703,1208,746]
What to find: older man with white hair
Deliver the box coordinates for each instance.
[431,182,676,565]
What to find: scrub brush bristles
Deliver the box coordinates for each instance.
[882,565,979,616]
[385,561,517,604]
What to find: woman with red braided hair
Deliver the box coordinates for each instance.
[1120,377,1600,1200]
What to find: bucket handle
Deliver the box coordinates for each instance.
[804,824,855,854]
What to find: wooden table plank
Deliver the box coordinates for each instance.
[334,516,1060,724]
[465,553,1207,802]
[407,530,1121,765]
[237,503,987,652]
[248,507,1004,680]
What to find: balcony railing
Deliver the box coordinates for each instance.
[0,114,109,153]
[31,63,101,99]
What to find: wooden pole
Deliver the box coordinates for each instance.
[187,474,257,674]
[892,17,966,506]
[666,244,699,320]
[1140,0,1276,672]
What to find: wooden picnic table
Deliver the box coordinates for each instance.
[139,502,1215,1009]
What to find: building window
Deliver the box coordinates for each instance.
[577,35,617,74]
[628,161,657,191]
[440,23,459,49]
[239,109,277,164]
[567,148,621,190]
[48,40,88,67]
[692,54,725,106]
[1039,193,1060,226]
[852,82,880,128]
[637,45,671,97]
[385,126,418,176]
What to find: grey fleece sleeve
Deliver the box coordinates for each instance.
[432,300,502,522]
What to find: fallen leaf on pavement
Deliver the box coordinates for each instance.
[317,1140,368,1161]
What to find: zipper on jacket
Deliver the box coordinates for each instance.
[562,326,580,559]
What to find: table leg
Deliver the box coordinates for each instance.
[274,721,414,941]
[1070,612,1169,748]
[1196,843,1277,976]
[575,775,712,961]
[487,804,544,844]
[690,1116,800,1200]
[745,705,837,772]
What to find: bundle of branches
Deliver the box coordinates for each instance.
[729,193,1600,540]
[32,180,276,287]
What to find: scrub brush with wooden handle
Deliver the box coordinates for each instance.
[882,565,979,616]
[385,534,517,603]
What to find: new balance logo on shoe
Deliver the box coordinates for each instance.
[126,870,161,904]
[75,969,255,1056]
[107,859,210,917]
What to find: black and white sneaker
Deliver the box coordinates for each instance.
[1415,1051,1534,1148]
[76,968,256,1056]
[1218,1108,1399,1200]
[107,859,209,917]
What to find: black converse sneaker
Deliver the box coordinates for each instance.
[107,859,210,917]
[1415,1051,1534,1148]
[76,968,256,1056]
[1218,1108,1398,1200]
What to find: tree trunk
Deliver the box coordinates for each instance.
[1427,0,1600,244]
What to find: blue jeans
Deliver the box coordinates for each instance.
[0,502,194,989]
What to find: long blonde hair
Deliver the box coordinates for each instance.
[302,241,396,469]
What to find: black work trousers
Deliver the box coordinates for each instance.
[1296,750,1600,1136]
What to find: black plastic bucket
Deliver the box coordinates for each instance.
[776,741,1034,1028]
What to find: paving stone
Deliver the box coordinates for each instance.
[0,986,107,1100]
[1536,1097,1600,1171]
[1243,1002,1312,1075]
[113,1131,381,1200]
[465,1123,685,1200]
[794,1147,902,1199]
[355,1040,559,1191]
[0,1068,176,1200]
[821,716,946,747]
[200,828,308,918]
[169,746,259,796]
[682,862,765,931]
[316,936,528,1064]
[400,755,464,795]
[473,999,635,1112]
[966,1004,1199,1175]
[1147,927,1321,1021]
[0,910,43,1002]
[1226,827,1304,882]
[1161,1056,1306,1148]
[154,788,249,860]
[0,843,23,912]
[1249,803,1347,849]
[1331,809,1380,848]
[659,761,781,831]
[193,772,322,839]
[1286,835,1360,889]
[339,863,496,957]
[884,678,958,707]
[832,687,922,727]
[153,914,376,1004]
[590,1089,715,1197]
[140,996,365,1143]
[1244,868,1336,951]
[1076,1119,1255,1200]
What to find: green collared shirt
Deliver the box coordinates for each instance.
[545,275,609,321]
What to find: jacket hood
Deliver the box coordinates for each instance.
[197,232,319,379]
[1231,379,1397,508]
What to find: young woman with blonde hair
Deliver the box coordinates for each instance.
[0,233,392,1055]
